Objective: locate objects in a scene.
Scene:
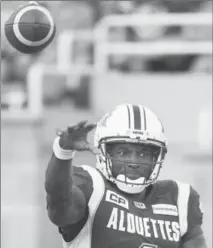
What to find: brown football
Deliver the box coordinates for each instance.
[4,1,56,54]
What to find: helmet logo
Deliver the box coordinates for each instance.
[133,131,144,135]
[99,112,113,127]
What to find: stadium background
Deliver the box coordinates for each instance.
[1,1,212,248]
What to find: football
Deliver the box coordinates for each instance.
[4,1,56,54]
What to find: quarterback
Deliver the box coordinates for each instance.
[45,103,207,248]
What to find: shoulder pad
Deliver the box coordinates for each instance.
[73,165,93,185]
[72,165,94,202]
[154,179,178,203]
[73,165,105,204]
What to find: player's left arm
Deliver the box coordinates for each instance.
[181,186,207,248]
[182,234,207,248]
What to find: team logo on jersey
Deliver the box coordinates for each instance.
[134,201,146,209]
[152,204,178,216]
[105,190,129,210]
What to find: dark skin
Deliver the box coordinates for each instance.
[46,121,207,248]
[106,142,159,180]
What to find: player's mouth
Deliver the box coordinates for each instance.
[125,173,140,180]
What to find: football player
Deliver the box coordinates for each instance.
[45,103,207,248]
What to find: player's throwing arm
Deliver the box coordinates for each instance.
[45,121,96,227]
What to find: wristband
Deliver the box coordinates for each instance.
[53,137,75,160]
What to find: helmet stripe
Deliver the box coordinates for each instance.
[132,105,141,130]
[142,106,147,130]
[126,105,131,129]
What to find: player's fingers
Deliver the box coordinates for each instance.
[67,124,81,133]
[84,142,95,152]
[67,126,74,133]
[67,121,88,133]
[85,124,97,132]
[78,120,88,127]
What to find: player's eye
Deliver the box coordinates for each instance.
[118,150,125,156]
[117,149,129,156]
[139,152,146,157]
[139,152,145,157]
[139,151,151,157]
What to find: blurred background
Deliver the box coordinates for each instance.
[1,1,212,248]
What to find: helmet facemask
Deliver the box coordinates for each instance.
[97,137,167,194]
[94,103,168,194]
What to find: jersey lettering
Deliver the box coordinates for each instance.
[106,207,181,242]
[105,190,129,209]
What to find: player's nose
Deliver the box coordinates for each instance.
[127,152,140,168]
[127,163,139,169]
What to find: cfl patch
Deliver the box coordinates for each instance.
[134,201,146,209]
[105,190,129,210]
[152,204,178,216]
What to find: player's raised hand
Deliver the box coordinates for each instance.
[57,121,96,152]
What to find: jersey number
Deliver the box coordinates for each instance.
[139,244,158,248]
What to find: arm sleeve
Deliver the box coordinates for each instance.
[181,186,204,243]
[57,165,94,242]
[45,154,93,227]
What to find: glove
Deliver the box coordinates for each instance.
[56,121,96,152]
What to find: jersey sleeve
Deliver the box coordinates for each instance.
[181,186,204,243]
[58,165,94,242]
[188,186,204,229]
[72,165,94,203]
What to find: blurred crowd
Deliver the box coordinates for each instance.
[102,0,212,73]
[1,0,212,89]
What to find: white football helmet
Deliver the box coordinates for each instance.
[94,104,168,194]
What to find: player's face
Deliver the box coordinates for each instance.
[106,143,159,180]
